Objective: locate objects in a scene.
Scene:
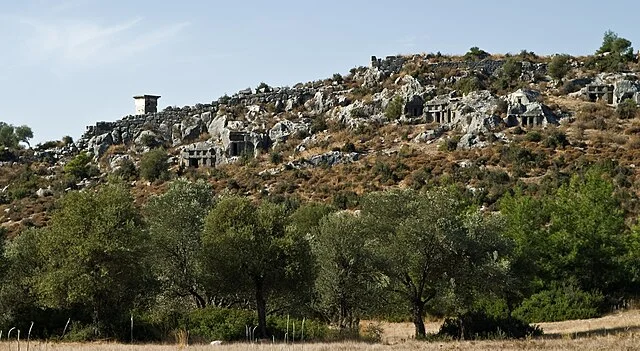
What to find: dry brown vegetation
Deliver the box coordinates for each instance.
[1,335,639,351]
[3,311,640,351]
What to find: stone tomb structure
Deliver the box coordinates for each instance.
[134,95,161,115]
[404,95,425,117]
[586,84,614,105]
[505,89,558,128]
[180,142,216,168]
[425,97,460,124]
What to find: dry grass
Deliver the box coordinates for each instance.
[2,335,640,351]
[3,311,640,351]
[537,309,640,336]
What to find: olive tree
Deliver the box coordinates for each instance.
[202,197,314,338]
[35,183,152,336]
[362,189,510,338]
[311,212,381,330]
[144,179,216,308]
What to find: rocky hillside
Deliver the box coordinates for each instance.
[3,47,640,237]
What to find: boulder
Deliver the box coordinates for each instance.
[180,115,203,142]
[413,127,445,143]
[269,120,307,144]
[207,116,228,139]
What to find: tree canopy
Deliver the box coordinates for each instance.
[0,122,33,148]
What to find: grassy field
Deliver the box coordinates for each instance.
[2,310,640,351]
[1,336,640,351]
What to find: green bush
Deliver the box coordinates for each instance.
[187,307,328,342]
[439,137,460,152]
[544,130,569,149]
[64,152,99,180]
[548,54,572,81]
[438,311,542,340]
[113,158,138,180]
[464,47,490,61]
[140,148,169,182]
[455,76,484,95]
[270,152,283,165]
[525,131,543,142]
[617,98,639,119]
[332,190,359,210]
[512,285,604,323]
[384,96,404,120]
[188,308,255,341]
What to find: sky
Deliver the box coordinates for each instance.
[1,0,639,144]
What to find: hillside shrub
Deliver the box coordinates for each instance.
[439,137,460,152]
[525,131,542,142]
[544,130,569,149]
[384,96,404,120]
[455,76,484,95]
[438,311,542,340]
[270,151,283,165]
[512,285,604,323]
[64,152,99,180]
[140,148,169,182]
[617,98,639,119]
[548,54,572,81]
[113,158,138,180]
[464,47,490,61]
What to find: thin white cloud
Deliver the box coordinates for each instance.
[14,15,189,67]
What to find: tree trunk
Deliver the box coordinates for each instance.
[412,301,426,339]
[190,289,206,309]
[255,280,268,339]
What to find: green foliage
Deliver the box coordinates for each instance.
[439,311,542,340]
[547,169,627,294]
[113,158,138,180]
[35,184,152,337]
[332,190,359,210]
[544,130,569,149]
[588,31,635,72]
[597,30,634,57]
[256,82,272,92]
[270,151,283,165]
[455,75,485,95]
[384,96,404,120]
[140,148,169,182]
[512,284,604,323]
[202,197,315,337]
[188,307,255,341]
[439,137,460,152]
[493,58,522,92]
[548,54,572,81]
[0,122,33,148]
[144,179,215,308]
[464,47,490,61]
[525,131,542,142]
[362,189,511,337]
[62,135,74,146]
[6,166,40,200]
[617,98,639,119]
[312,212,381,329]
[64,152,99,180]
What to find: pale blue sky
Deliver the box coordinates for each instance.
[1,0,638,143]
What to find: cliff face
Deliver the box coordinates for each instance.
[75,55,556,168]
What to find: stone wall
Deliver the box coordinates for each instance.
[369,54,547,77]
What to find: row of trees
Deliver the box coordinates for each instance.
[1,166,639,341]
